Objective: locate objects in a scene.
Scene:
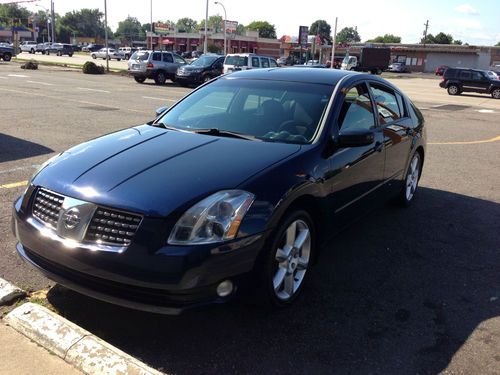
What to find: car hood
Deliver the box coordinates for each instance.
[32,125,301,217]
[180,65,208,71]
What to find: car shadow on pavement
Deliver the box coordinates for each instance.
[0,133,53,162]
[47,187,500,374]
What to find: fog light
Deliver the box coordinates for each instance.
[216,280,233,297]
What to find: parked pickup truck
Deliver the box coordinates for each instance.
[20,41,38,54]
[341,47,390,74]
[0,43,15,61]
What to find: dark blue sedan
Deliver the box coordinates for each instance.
[12,68,426,314]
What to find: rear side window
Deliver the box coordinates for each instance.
[459,70,471,79]
[260,58,270,68]
[225,55,248,66]
[395,93,407,118]
[369,84,401,124]
[152,52,161,61]
[471,71,484,80]
[252,57,260,68]
[173,54,185,64]
[163,53,173,63]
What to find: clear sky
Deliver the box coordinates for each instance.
[14,0,500,46]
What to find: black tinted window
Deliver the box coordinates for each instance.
[471,71,484,80]
[152,52,161,61]
[459,70,471,79]
[163,53,173,63]
[339,84,375,131]
[369,84,401,124]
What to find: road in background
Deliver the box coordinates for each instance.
[1,63,499,374]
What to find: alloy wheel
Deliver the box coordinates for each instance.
[405,154,420,201]
[273,219,311,301]
[448,85,458,95]
[492,89,500,99]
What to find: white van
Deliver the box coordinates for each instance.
[223,53,278,74]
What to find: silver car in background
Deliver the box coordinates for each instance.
[127,50,187,85]
[91,48,125,61]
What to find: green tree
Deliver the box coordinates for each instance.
[420,33,435,44]
[453,39,463,45]
[198,15,224,33]
[309,20,331,43]
[176,17,197,33]
[0,4,31,26]
[246,20,276,39]
[207,44,222,53]
[366,34,401,43]
[58,9,105,39]
[434,32,453,44]
[236,24,246,36]
[495,41,500,46]
[116,16,143,42]
[336,27,361,44]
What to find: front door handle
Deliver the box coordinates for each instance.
[374,141,383,152]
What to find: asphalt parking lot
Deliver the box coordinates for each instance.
[1,62,499,374]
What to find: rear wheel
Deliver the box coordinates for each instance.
[2,53,11,62]
[491,88,500,99]
[202,74,212,83]
[57,51,62,56]
[134,76,146,84]
[92,54,96,59]
[256,209,315,307]
[447,85,460,95]
[68,53,73,57]
[46,50,50,55]
[154,71,167,85]
[30,48,35,54]
[398,152,421,206]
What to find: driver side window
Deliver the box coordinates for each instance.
[338,83,375,131]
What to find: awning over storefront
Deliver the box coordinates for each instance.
[162,38,173,45]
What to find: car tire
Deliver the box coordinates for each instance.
[46,50,50,55]
[202,75,211,83]
[491,88,500,99]
[91,54,96,59]
[30,48,35,54]
[447,85,460,95]
[57,51,62,56]
[117,58,121,61]
[125,54,130,60]
[255,209,316,307]
[398,151,421,206]
[134,76,146,84]
[154,71,166,85]
[68,53,73,57]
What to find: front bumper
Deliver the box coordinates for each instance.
[12,196,265,314]
[175,74,202,84]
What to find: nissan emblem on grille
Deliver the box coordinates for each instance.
[62,207,81,229]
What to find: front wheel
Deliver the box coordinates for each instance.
[154,71,167,85]
[2,53,11,61]
[491,88,500,99]
[57,51,62,56]
[257,210,315,307]
[447,85,459,95]
[134,76,146,84]
[398,152,421,206]
[91,54,96,59]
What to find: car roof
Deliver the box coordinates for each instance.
[221,67,359,85]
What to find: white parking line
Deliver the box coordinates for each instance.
[0,76,7,79]
[142,96,177,102]
[8,74,29,78]
[77,87,111,93]
[476,109,496,113]
[26,81,54,86]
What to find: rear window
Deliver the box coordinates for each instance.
[225,55,248,66]
[131,51,149,60]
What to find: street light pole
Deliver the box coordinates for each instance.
[104,0,109,72]
[204,0,208,54]
[330,17,337,69]
[214,1,226,55]
[50,0,55,43]
[150,0,153,50]
[35,4,50,42]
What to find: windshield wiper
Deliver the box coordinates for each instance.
[191,128,259,141]
[154,123,179,131]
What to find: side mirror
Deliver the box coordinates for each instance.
[155,106,169,117]
[337,128,375,147]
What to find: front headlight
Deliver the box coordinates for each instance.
[168,190,255,245]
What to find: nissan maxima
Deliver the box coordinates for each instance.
[12,68,426,314]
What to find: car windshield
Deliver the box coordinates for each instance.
[131,51,149,60]
[191,56,218,67]
[225,56,248,66]
[157,78,333,144]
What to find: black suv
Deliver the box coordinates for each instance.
[175,54,224,86]
[439,68,500,99]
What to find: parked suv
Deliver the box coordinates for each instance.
[0,43,15,61]
[439,68,500,99]
[45,43,74,56]
[20,41,38,54]
[118,47,136,60]
[223,53,278,74]
[128,50,187,85]
[36,42,51,54]
[175,54,224,86]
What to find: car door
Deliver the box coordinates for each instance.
[327,82,385,215]
[470,71,490,93]
[161,52,174,73]
[368,82,413,180]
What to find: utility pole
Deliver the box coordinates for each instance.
[204,0,209,54]
[104,0,109,72]
[330,17,337,69]
[50,0,55,43]
[150,0,153,50]
[423,20,429,45]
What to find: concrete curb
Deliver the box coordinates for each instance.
[0,277,26,305]
[5,303,163,375]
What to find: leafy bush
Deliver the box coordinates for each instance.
[21,60,38,70]
[82,61,104,74]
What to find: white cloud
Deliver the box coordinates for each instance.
[455,4,479,16]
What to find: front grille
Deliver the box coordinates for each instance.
[84,208,142,246]
[32,188,64,228]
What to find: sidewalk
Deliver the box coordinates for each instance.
[0,322,80,375]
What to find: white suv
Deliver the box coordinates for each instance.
[223,53,278,74]
[20,41,38,54]
[118,47,135,60]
